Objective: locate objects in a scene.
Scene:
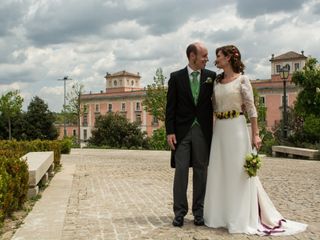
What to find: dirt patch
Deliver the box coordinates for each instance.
[0,172,56,240]
[0,199,37,240]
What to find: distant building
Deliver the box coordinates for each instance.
[79,70,161,142]
[251,51,307,130]
[56,124,78,140]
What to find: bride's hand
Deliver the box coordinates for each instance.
[252,135,262,150]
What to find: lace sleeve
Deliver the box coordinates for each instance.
[211,81,216,111]
[240,75,257,118]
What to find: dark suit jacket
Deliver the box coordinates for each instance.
[165,67,216,168]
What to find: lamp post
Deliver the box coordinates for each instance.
[58,76,72,137]
[279,65,290,139]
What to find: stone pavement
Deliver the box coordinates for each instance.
[12,149,320,240]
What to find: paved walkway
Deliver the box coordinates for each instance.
[12,149,320,240]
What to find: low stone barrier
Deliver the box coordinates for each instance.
[20,151,54,198]
[272,145,320,160]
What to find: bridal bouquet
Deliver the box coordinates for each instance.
[244,148,261,177]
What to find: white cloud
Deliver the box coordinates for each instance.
[0,0,319,112]
[39,86,63,96]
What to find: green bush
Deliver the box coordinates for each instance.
[0,156,28,221]
[148,127,169,150]
[89,113,148,149]
[60,138,73,154]
[0,163,9,222]
[258,126,278,156]
[261,138,278,156]
[0,139,69,226]
[303,114,320,143]
[0,140,63,169]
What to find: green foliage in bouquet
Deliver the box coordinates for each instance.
[244,153,261,177]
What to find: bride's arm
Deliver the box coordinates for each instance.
[240,76,262,149]
[250,117,261,149]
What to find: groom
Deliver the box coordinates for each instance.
[165,42,216,227]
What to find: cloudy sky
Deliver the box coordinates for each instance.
[1,0,320,112]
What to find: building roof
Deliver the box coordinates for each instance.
[80,89,146,101]
[271,51,307,61]
[105,70,140,78]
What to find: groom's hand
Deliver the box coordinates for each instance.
[167,134,177,150]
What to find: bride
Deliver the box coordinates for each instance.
[203,45,307,235]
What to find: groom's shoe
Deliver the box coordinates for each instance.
[194,216,204,226]
[172,216,184,227]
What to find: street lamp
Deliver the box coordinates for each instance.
[279,65,290,139]
[58,76,72,137]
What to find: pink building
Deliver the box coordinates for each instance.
[251,51,307,130]
[56,124,78,140]
[79,71,161,142]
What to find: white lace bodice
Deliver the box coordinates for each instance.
[213,75,257,118]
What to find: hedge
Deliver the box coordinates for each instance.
[0,156,29,222]
[0,139,73,169]
[0,139,71,224]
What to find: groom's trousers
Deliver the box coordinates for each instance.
[173,124,209,218]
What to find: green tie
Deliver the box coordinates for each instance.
[191,71,200,104]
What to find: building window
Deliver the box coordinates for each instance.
[95,104,100,112]
[131,80,134,86]
[83,114,88,126]
[83,104,88,113]
[73,129,77,136]
[114,80,117,86]
[259,96,265,106]
[276,65,281,73]
[108,103,112,112]
[294,63,300,71]
[83,129,87,140]
[152,116,159,126]
[121,103,126,111]
[136,113,142,124]
[136,102,141,111]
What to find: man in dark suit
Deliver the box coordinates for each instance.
[165,42,216,227]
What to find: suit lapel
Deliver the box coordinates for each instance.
[197,70,206,105]
[182,67,195,105]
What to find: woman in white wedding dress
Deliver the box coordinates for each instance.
[203,45,307,236]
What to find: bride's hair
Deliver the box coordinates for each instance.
[215,45,245,74]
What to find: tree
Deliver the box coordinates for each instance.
[10,112,29,140]
[288,57,320,146]
[0,90,23,140]
[292,57,320,117]
[251,87,275,154]
[25,96,58,140]
[88,113,148,149]
[0,112,7,140]
[65,82,85,144]
[142,68,167,122]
